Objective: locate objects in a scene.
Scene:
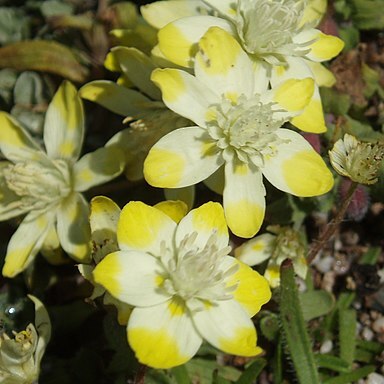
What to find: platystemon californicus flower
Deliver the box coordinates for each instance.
[0,81,125,277]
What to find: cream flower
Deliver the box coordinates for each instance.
[235,227,307,288]
[0,81,125,277]
[0,295,51,383]
[144,27,334,238]
[329,134,384,185]
[145,0,344,133]
[79,196,188,325]
[93,201,271,369]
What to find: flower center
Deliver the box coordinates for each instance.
[3,159,72,211]
[234,0,309,64]
[206,96,287,167]
[161,232,237,305]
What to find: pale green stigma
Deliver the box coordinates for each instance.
[234,0,310,64]
[160,232,236,304]
[206,95,287,167]
[3,159,72,211]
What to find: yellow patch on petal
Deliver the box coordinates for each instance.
[229,260,271,317]
[2,216,48,278]
[167,297,187,317]
[224,91,239,104]
[307,62,336,87]
[93,252,123,297]
[144,147,185,188]
[0,112,36,154]
[225,200,264,238]
[201,141,218,157]
[264,265,281,288]
[310,33,344,60]
[53,81,83,132]
[234,162,249,175]
[197,27,241,75]
[291,98,327,133]
[191,202,228,237]
[128,327,190,368]
[117,201,170,249]
[151,69,187,103]
[154,200,188,223]
[274,78,315,111]
[158,24,196,68]
[218,326,262,357]
[275,65,286,76]
[282,150,334,196]
[59,141,75,157]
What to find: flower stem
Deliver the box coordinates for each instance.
[133,364,147,384]
[307,181,358,264]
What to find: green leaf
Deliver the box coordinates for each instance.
[342,115,384,141]
[0,40,89,83]
[320,87,351,115]
[323,365,376,384]
[13,71,48,105]
[171,365,192,384]
[350,0,384,29]
[359,247,382,265]
[0,7,30,44]
[300,290,335,321]
[235,358,266,384]
[279,259,321,384]
[314,354,350,373]
[338,26,360,51]
[185,358,241,384]
[40,0,74,17]
[338,308,356,366]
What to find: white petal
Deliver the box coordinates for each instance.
[151,68,218,128]
[117,201,176,254]
[0,112,44,163]
[2,211,54,277]
[235,233,276,266]
[158,15,234,67]
[176,202,229,249]
[194,27,255,100]
[73,146,125,192]
[44,81,84,161]
[223,161,266,238]
[93,250,170,307]
[56,193,91,262]
[128,299,202,368]
[141,0,207,29]
[262,129,334,196]
[144,127,223,188]
[192,299,262,356]
[111,47,161,100]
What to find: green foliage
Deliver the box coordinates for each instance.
[279,260,321,384]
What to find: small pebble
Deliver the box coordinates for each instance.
[362,327,374,341]
[322,271,336,292]
[366,372,384,384]
[320,340,333,354]
[315,255,334,274]
[373,317,384,333]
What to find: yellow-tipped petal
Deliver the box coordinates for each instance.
[273,78,315,112]
[154,200,188,223]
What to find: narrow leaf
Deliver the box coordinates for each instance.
[0,40,89,82]
[279,259,320,384]
[235,358,266,384]
[323,365,375,384]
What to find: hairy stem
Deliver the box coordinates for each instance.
[133,364,147,384]
[307,181,358,264]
